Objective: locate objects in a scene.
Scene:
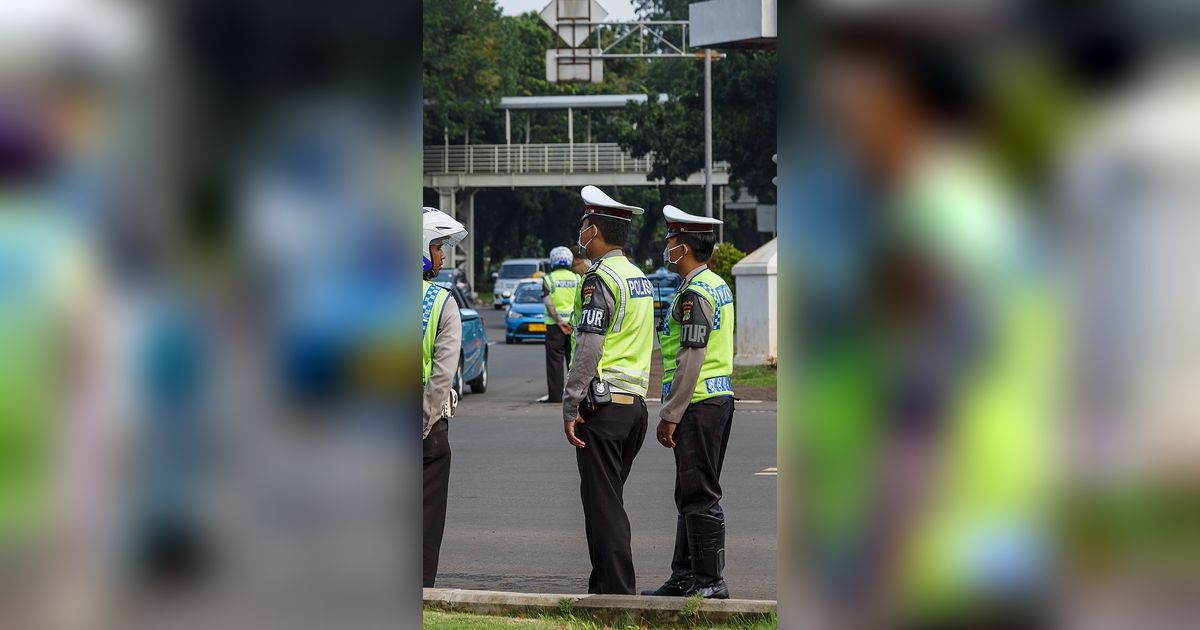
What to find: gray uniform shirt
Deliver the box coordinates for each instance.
[423,293,461,438]
[561,249,623,423]
[660,266,717,424]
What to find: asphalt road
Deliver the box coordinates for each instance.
[435,306,777,600]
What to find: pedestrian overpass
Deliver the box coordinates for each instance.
[424,94,730,284]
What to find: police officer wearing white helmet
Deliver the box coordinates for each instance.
[421,207,467,587]
[541,246,581,403]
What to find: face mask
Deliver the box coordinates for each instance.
[577,224,597,250]
[663,243,687,266]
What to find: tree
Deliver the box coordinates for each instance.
[423,0,506,144]
[612,50,777,203]
[617,0,777,203]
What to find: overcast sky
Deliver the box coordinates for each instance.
[494,0,638,22]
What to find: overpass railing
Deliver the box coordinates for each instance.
[424,142,729,176]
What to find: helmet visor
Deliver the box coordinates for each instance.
[432,230,467,254]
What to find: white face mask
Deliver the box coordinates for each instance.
[663,242,687,266]
[577,224,597,251]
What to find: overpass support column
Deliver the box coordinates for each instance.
[465,191,476,293]
[437,187,457,267]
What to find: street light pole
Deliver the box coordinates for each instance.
[704,48,713,217]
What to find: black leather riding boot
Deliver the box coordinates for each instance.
[685,513,729,599]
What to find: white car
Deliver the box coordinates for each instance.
[491,258,550,309]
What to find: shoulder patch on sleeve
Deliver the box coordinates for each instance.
[580,274,601,306]
[678,291,711,348]
[576,275,610,334]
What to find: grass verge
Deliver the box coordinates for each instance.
[731,364,777,389]
[422,610,777,630]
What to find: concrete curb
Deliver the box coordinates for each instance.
[423,588,776,626]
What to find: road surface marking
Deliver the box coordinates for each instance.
[648,398,758,403]
[755,467,777,476]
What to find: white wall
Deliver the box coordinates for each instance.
[732,238,777,365]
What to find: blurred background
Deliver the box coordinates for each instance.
[780,0,1199,628]
[0,1,422,629]
[4,0,1200,628]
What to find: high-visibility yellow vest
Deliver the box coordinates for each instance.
[421,280,451,387]
[544,268,580,322]
[573,255,654,398]
[659,268,736,402]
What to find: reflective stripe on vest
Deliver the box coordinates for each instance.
[658,268,736,403]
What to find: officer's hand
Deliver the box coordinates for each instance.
[558,322,573,336]
[565,416,586,448]
[657,419,677,448]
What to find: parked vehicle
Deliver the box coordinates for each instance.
[434,282,488,395]
[647,269,683,326]
[435,267,473,302]
[492,258,550,309]
[504,279,548,344]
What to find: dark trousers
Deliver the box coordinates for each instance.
[576,398,648,594]
[669,396,735,577]
[423,419,451,588]
[544,323,571,401]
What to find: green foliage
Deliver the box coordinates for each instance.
[423,0,776,285]
[423,0,506,143]
[706,242,746,292]
[633,0,694,21]
[612,49,778,203]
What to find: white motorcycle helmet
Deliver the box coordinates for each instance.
[549,246,573,269]
[423,207,467,280]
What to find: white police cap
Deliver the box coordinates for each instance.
[581,185,644,222]
[663,204,722,237]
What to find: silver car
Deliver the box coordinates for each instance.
[491,258,550,309]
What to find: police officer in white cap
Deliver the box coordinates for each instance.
[563,186,656,594]
[642,205,736,599]
[422,207,467,587]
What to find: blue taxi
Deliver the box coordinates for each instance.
[504,279,549,344]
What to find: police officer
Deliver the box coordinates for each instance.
[571,245,591,276]
[563,185,656,595]
[542,246,580,403]
[422,207,467,588]
[642,205,735,600]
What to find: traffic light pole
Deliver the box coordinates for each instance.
[704,48,713,218]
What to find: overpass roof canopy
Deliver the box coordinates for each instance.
[495,94,669,111]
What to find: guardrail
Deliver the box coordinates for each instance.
[424,143,729,176]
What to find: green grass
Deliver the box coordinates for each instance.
[422,610,777,630]
[732,364,777,388]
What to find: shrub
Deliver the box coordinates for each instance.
[706,242,746,296]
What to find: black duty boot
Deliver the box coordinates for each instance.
[642,515,693,596]
[685,513,730,599]
[641,573,692,597]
